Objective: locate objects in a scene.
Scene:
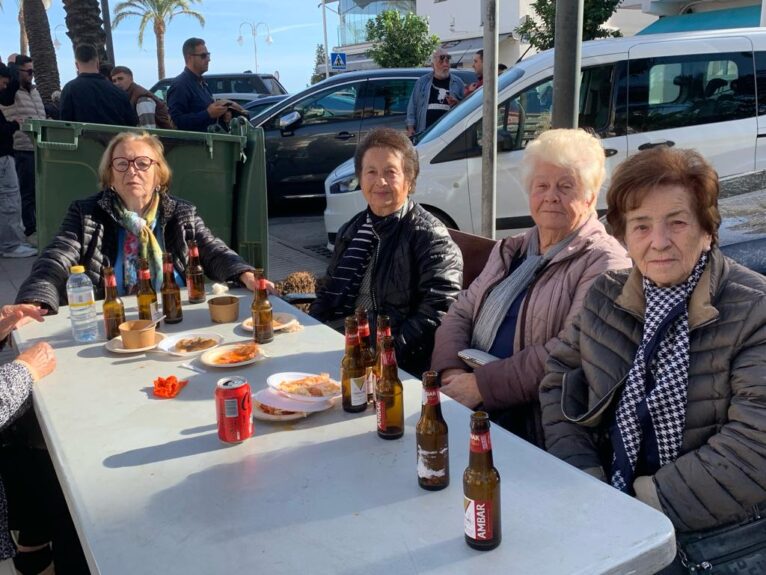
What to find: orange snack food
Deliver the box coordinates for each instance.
[153,375,189,398]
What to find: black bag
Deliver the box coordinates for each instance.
[677,508,766,574]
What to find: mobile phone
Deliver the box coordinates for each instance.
[458,348,500,369]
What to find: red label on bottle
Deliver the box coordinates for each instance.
[464,497,494,541]
[189,246,199,258]
[163,262,173,273]
[470,431,492,453]
[376,400,386,431]
[378,327,391,338]
[382,349,396,367]
[345,333,359,346]
[358,323,370,338]
[105,274,117,288]
[257,278,268,290]
[139,269,151,280]
[422,387,440,406]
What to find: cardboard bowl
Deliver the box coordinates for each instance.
[208,296,240,323]
[118,320,157,349]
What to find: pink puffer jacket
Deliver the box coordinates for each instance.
[430,215,631,429]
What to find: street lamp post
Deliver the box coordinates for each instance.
[237,21,273,74]
[53,24,66,51]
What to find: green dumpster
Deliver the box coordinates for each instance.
[23,119,269,274]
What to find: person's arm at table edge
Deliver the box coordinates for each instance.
[0,362,33,429]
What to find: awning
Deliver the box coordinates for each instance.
[637,5,761,35]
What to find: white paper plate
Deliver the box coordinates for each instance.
[266,371,341,403]
[241,312,298,332]
[253,388,333,415]
[105,332,166,354]
[200,342,268,368]
[156,332,223,356]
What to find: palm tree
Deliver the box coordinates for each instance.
[23,0,60,103]
[112,0,205,81]
[62,0,109,64]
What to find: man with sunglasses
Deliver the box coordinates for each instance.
[406,48,465,137]
[0,55,46,245]
[167,38,230,131]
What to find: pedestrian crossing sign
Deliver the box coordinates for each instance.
[331,52,347,71]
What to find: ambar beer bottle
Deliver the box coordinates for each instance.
[251,268,274,343]
[375,335,404,439]
[372,314,391,389]
[341,317,367,413]
[356,307,375,404]
[137,258,158,321]
[102,263,125,340]
[463,411,501,550]
[416,370,449,490]
[185,235,206,304]
[161,253,183,324]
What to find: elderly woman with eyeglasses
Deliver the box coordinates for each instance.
[15,131,256,312]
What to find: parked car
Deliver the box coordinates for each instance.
[325,27,766,247]
[247,67,476,205]
[243,94,289,119]
[150,72,287,101]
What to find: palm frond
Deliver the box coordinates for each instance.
[168,8,204,27]
[136,11,153,47]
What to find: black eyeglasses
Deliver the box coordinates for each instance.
[192,52,211,60]
[437,55,451,62]
[111,156,156,172]
[20,69,34,75]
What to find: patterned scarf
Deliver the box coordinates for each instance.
[610,251,709,494]
[112,191,163,294]
[471,224,580,352]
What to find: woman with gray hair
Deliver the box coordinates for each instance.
[430,128,631,446]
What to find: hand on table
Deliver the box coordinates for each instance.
[239,271,276,294]
[439,368,469,386]
[0,304,47,341]
[440,372,482,409]
[16,341,56,381]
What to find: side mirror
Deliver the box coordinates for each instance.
[279,111,301,130]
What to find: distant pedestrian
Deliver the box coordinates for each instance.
[59,44,137,126]
[406,48,465,137]
[464,49,484,96]
[167,38,228,131]
[111,66,174,129]
[0,64,35,259]
[0,55,45,242]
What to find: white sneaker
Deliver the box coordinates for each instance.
[1,244,37,258]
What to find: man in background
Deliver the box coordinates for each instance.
[111,66,174,129]
[406,48,465,137]
[464,49,484,96]
[59,44,137,126]
[0,55,45,244]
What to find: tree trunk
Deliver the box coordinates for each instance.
[62,0,109,64]
[23,0,61,104]
[154,20,166,81]
[19,4,29,55]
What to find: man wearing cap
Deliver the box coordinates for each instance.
[406,48,465,137]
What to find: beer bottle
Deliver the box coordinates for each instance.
[161,253,183,324]
[416,371,449,491]
[463,411,501,551]
[102,263,125,340]
[251,268,274,343]
[137,258,158,321]
[341,316,367,413]
[372,314,391,388]
[375,335,404,439]
[186,235,206,304]
[356,307,375,404]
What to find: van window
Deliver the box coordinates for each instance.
[362,79,414,119]
[615,52,755,134]
[261,77,286,95]
[286,83,362,127]
[754,51,766,115]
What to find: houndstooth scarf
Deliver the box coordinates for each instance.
[610,251,709,494]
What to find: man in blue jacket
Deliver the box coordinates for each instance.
[406,48,465,137]
[167,38,229,131]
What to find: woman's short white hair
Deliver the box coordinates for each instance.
[521,129,606,206]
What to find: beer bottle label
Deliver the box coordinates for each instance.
[365,367,376,398]
[469,432,492,453]
[149,302,161,321]
[417,444,448,480]
[163,262,173,273]
[105,274,117,288]
[350,375,366,406]
[464,497,494,541]
[257,278,268,290]
[358,323,370,338]
[382,349,396,367]
[422,387,440,406]
[376,399,386,431]
[139,269,151,281]
[189,246,200,258]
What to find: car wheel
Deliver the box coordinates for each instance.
[422,205,458,230]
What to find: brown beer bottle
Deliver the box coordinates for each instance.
[341,316,367,413]
[185,236,206,304]
[463,412,501,550]
[372,314,391,387]
[251,268,274,343]
[137,258,158,321]
[102,264,125,340]
[161,253,183,324]
[375,335,404,439]
[356,307,375,404]
[416,371,449,490]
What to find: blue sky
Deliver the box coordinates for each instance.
[0,0,340,93]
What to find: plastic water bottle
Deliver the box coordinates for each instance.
[66,265,99,342]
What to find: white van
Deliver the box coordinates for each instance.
[324,27,766,243]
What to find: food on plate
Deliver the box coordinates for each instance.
[277,373,340,398]
[272,315,290,330]
[174,336,218,353]
[214,342,260,365]
[254,400,298,416]
[153,375,188,398]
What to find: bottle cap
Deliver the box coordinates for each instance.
[70,265,85,274]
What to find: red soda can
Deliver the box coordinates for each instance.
[215,376,253,443]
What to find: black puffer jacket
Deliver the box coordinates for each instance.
[16,189,253,313]
[311,200,463,376]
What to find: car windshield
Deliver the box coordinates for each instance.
[416,67,525,146]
